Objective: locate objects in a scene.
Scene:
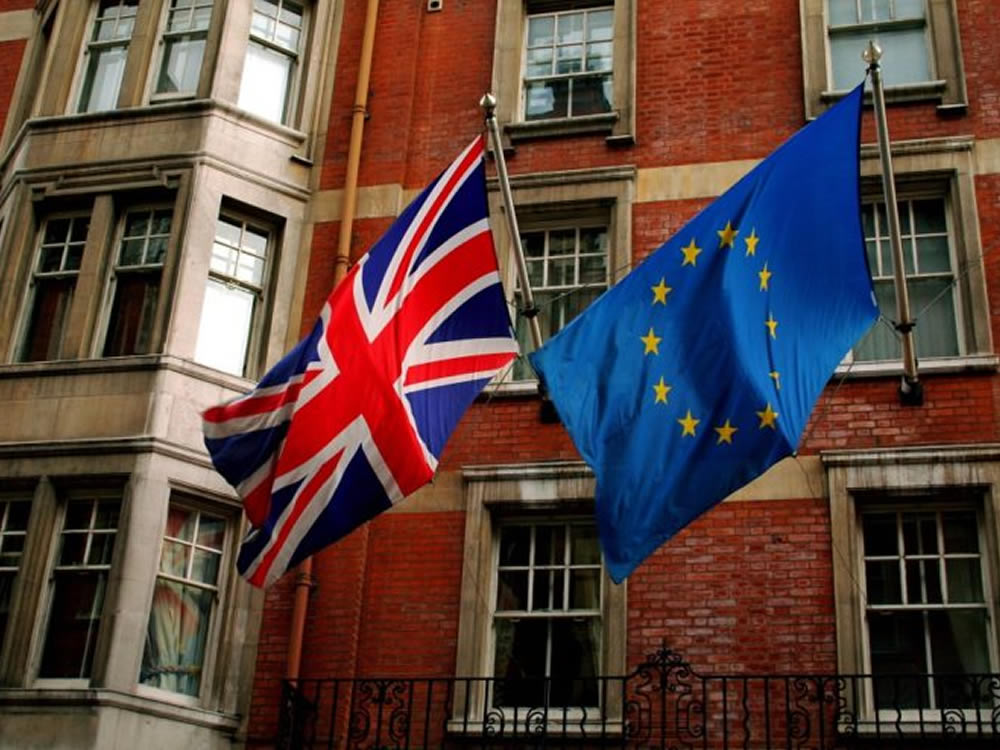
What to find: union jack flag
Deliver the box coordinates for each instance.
[203,137,518,587]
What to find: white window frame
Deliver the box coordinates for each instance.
[150,0,215,101]
[16,213,91,363]
[136,499,232,706]
[73,0,139,114]
[520,6,615,123]
[33,492,121,688]
[237,0,307,126]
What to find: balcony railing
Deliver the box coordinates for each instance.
[277,647,1000,748]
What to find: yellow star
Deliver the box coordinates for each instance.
[757,402,779,430]
[681,238,702,266]
[769,371,781,390]
[717,221,738,249]
[759,262,772,291]
[744,228,760,257]
[714,419,738,444]
[641,327,662,355]
[652,377,671,404]
[651,278,672,305]
[678,410,700,437]
[765,313,778,339]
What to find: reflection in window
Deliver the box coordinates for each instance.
[155,0,214,96]
[38,497,119,679]
[194,214,270,376]
[141,505,225,697]
[523,8,613,121]
[854,197,958,361]
[862,507,992,709]
[513,224,608,379]
[492,522,602,708]
[0,499,30,647]
[78,0,138,113]
[237,0,304,124]
[827,0,930,90]
[104,208,172,357]
[19,216,90,362]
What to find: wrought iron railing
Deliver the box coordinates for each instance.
[277,647,1000,748]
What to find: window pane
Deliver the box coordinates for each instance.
[550,619,600,706]
[827,0,857,25]
[586,41,612,72]
[238,42,293,124]
[868,611,928,709]
[571,74,613,115]
[194,279,255,376]
[928,610,990,677]
[499,525,530,566]
[863,513,898,556]
[587,9,613,41]
[570,569,600,609]
[906,559,941,603]
[59,532,87,566]
[140,580,214,696]
[157,36,206,94]
[556,13,583,44]
[524,79,568,120]
[79,46,128,113]
[493,618,546,707]
[496,570,528,611]
[103,273,161,356]
[526,47,553,77]
[866,560,902,604]
[527,16,554,47]
[534,525,564,567]
[942,512,978,553]
[531,568,560,610]
[571,525,601,565]
[946,559,984,603]
[0,572,15,647]
[160,540,189,577]
[96,502,120,530]
[197,515,225,550]
[555,44,582,74]
[916,235,950,274]
[120,238,145,266]
[5,502,30,531]
[38,571,108,678]
[910,278,959,358]
[191,548,220,585]
[20,277,75,362]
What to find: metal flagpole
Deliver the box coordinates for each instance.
[864,41,923,406]
[480,93,559,421]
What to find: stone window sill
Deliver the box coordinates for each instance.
[505,112,619,143]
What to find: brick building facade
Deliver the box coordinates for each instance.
[0,0,998,748]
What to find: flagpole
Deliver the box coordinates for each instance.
[864,41,923,406]
[480,93,545,357]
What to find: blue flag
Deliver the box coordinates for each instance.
[529,85,877,583]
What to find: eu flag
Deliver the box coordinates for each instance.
[529,85,877,583]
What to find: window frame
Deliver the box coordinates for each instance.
[452,462,627,733]
[491,0,635,144]
[72,0,140,115]
[799,0,967,119]
[97,203,175,359]
[150,0,216,101]
[825,447,1000,725]
[33,490,122,688]
[16,212,92,363]
[237,0,308,127]
[136,497,234,706]
[835,140,993,378]
[193,205,278,379]
[0,496,32,652]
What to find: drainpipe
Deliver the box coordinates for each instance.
[286,0,380,683]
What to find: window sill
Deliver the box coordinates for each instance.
[834,354,998,378]
[446,717,623,738]
[820,80,951,109]
[0,687,239,731]
[505,112,619,143]
[840,711,998,737]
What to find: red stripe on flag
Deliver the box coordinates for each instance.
[405,352,515,386]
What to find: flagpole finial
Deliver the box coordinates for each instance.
[862,40,882,66]
[480,92,498,118]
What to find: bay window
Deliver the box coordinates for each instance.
[77,0,139,113]
[154,0,214,97]
[237,0,305,125]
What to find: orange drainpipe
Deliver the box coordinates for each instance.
[286,0,381,683]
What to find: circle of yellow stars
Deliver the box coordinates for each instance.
[641,218,781,442]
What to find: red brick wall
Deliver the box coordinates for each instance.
[0,40,26,138]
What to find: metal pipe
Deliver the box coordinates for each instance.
[480,93,544,354]
[287,0,381,684]
[864,41,923,405]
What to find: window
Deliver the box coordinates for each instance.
[827,0,930,90]
[514,224,608,379]
[140,505,226,698]
[854,197,958,361]
[38,496,119,680]
[194,213,271,376]
[19,215,90,362]
[103,208,172,357]
[799,0,966,118]
[491,0,635,142]
[861,506,993,710]
[523,8,613,121]
[77,0,139,113]
[493,521,602,708]
[154,0,214,97]
[0,499,30,647]
[237,0,304,125]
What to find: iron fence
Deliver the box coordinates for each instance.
[277,647,1000,749]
